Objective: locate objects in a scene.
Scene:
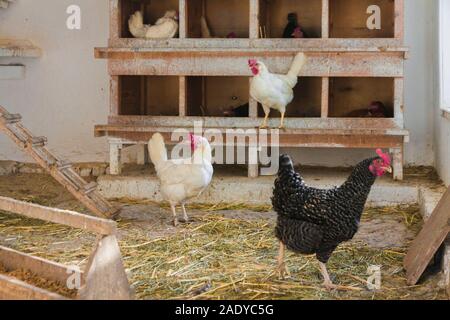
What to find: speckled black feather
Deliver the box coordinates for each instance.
[272,154,379,263]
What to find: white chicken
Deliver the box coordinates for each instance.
[129,10,179,39]
[249,53,308,129]
[148,133,213,226]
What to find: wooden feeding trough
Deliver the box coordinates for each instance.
[95,0,409,180]
[0,196,132,300]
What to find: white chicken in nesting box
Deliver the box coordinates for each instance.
[249,53,308,129]
[129,10,179,39]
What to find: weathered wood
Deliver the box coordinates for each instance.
[109,138,123,175]
[322,0,330,38]
[106,38,406,49]
[95,125,406,149]
[0,196,117,235]
[104,52,405,78]
[321,77,329,118]
[0,274,67,300]
[394,78,404,127]
[78,235,133,300]
[109,0,120,40]
[179,0,187,39]
[0,246,83,285]
[394,0,405,40]
[405,187,450,286]
[391,147,403,181]
[0,39,42,58]
[104,115,409,132]
[249,0,259,39]
[0,105,119,219]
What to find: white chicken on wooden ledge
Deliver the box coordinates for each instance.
[249,53,308,129]
[148,133,213,226]
[129,10,179,39]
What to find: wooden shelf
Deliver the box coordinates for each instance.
[0,39,42,58]
[99,0,408,179]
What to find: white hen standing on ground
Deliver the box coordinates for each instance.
[148,133,213,226]
[129,10,179,39]
[249,53,308,129]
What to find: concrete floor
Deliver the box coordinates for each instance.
[98,164,445,207]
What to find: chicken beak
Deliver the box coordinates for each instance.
[384,166,393,174]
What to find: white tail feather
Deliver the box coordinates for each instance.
[148,133,167,168]
[287,53,308,79]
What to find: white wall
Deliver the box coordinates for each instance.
[0,0,439,168]
[433,1,450,186]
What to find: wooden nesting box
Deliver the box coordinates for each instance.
[95,0,409,179]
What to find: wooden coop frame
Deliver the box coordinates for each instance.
[0,196,132,300]
[95,0,409,180]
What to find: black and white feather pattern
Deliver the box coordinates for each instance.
[272,155,378,263]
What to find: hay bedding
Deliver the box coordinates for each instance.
[0,203,446,300]
[0,171,446,300]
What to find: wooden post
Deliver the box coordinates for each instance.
[136,144,147,165]
[179,0,187,39]
[394,0,404,41]
[109,0,120,41]
[249,0,260,39]
[322,0,330,38]
[109,138,123,175]
[110,76,120,115]
[179,76,187,117]
[394,78,404,127]
[321,77,329,118]
[391,147,403,181]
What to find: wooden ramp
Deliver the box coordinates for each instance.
[0,196,133,300]
[0,105,119,219]
[404,186,450,294]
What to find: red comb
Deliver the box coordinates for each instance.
[376,149,391,165]
[189,133,195,152]
[248,59,257,66]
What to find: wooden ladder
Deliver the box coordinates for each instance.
[0,106,119,219]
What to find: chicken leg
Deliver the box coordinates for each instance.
[260,113,269,129]
[170,204,178,227]
[279,112,286,129]
[277,241,290,279]
[180,203,189,223]
[319,262,338,290]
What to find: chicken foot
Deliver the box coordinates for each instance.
[260,113,269,129]
[319,262,339,291]
[180,203,189,223]
[277,242,290,279]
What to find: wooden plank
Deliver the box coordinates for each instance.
[179,0,187,39]
[321,77,329,118]
[105,52,405,77]
[105,38,407,49]
[94,126,405,149]
[394,77,404,127]
[404,187,450,285]
[0,196,117,235]
[179,76,187,117]
[322,0,329,38]
[0,39,42,58]
[394,0,404,41]
[0,274,67,300]
[249,0,259,39]
[0,246,82,285]
[104,115,409,132]
[109,0,120,40]
[110,76,120,115]
[78,235,132,300]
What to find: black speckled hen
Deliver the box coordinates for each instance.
[271,150,392,290]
